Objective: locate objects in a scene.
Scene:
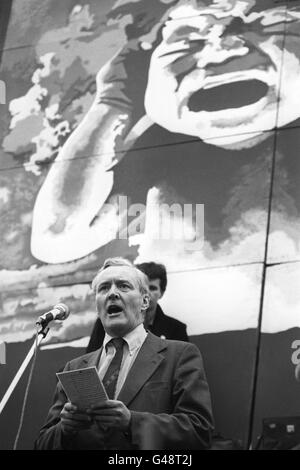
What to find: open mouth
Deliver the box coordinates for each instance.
[187,79,268,112]
[107,304,123,315]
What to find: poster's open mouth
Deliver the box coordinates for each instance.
[187,79,269,112]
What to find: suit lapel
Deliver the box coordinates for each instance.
[118,333,167,406]
[80,348,103,368]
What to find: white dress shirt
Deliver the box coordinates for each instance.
[98,323,147,399]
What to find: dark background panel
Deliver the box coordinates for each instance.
[251,262,300,448]
[268,127,300,263]
[251,328,300,448]
[192,329,258,447]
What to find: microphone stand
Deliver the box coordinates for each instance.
[0,323,49,415]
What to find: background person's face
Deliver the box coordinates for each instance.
[147,278,163,313]
[145,1,300,148]
[94,266,148,336]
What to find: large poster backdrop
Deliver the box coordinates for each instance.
[1,0,300,449]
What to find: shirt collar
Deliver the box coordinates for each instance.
[103,323,147,355]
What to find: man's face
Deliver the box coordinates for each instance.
[94,266,149,336]
[147,278,164,313]
[145,0,300,148]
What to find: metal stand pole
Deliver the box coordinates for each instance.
[0,326,49,415]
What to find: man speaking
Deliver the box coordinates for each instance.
[86,261,188,352]
[35,258,213,450]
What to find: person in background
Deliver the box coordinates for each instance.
[86,261,188,353]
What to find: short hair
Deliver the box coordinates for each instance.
[92,257,149,296]
[136,262,167,293]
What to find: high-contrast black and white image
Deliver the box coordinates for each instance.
[1,0,300,450]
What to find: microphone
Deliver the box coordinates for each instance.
[36,303,70,327]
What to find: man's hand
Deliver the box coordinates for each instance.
[60,402,93,435]
[87,400,131,431]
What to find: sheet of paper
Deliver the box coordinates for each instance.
[57,366,108,409]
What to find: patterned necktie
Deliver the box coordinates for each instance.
[103,337,125,399]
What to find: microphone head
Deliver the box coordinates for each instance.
[54,303,70,320]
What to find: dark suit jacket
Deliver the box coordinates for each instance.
[86,304,188,353]
[149,304,188,341]
[35,333,213,450]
